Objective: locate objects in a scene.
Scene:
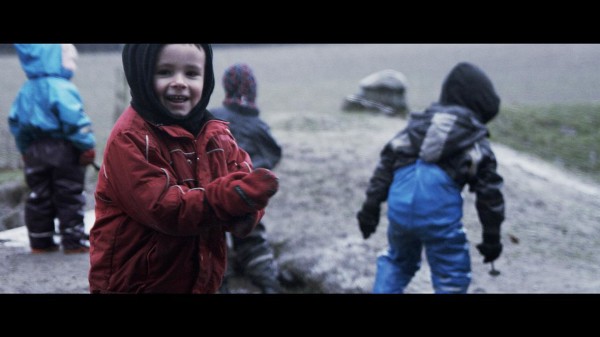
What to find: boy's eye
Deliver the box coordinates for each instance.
[186,70,201,77]
[156,69,171,76]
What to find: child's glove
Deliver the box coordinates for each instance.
[206,168,279,219]
[356,201,380,239]
[234,168,279,209]
[79,149,96,166]
[476,233,503,263]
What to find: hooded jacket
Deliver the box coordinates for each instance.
[89,44,262,293]
[8,44,95,153]
[362,62,504,237]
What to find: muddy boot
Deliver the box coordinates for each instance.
[31,242,59,254]
[245,256,282,294]
[277,269,305,288]
[235,243,283,293]
[61,224,89,254]
[29,231,59,254]
[232,222,283,293]
[249,272,282,294]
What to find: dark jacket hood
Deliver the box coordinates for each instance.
[439,62,500,124]
[122,44,215,135]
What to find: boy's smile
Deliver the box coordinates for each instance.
[154,44,205,117]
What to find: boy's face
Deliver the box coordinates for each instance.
[154,44,206,118]
[61,44,78,72]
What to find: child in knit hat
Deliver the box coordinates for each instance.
[212,63,294,294]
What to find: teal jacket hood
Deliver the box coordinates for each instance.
[14,44,73,80]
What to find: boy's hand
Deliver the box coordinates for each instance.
[476,233,503,263]
[357,202,380,239]
[206,169,279,219]
[233,168,279,210]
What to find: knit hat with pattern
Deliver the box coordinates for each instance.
[223,63,257,109]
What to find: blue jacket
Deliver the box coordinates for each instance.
[8,44,95,154]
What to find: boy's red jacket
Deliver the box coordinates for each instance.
[89,106,263,293]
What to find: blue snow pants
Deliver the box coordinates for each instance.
[373,160,471,294]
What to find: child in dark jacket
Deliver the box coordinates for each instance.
[9,44,96,254]
[89,44,279,294]
[357,62,505,294]
[211,63,285,293]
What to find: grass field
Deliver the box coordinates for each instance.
[491,103,600,182]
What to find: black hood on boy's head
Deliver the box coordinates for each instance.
[122,44,215,134]
[439,62,500,124]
